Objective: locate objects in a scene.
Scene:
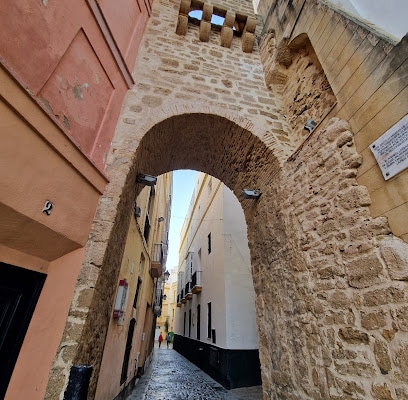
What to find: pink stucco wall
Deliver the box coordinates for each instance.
[0,0,150,169]
[4,248,85,400]
[0,0,151,397]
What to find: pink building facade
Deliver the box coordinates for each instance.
[0,1,152,398]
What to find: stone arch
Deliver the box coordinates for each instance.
[51,109,286,398]
[117,100,288,164]
[49,99,408,398]
[134,112,281,192]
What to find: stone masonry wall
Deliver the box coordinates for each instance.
[259,0,408,241]
[251,117,408,399]
[114,0,295,159]
[259,31,337,150]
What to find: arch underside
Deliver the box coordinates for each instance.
[134,113,281,203]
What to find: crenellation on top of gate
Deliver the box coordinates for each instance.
[176,0,257,53]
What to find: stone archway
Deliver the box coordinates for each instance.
[48,102,407,398]
[45,0,408,394]
[48,104,408,399]
[47,109,285,398]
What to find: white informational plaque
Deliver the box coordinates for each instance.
[370,113,408,180]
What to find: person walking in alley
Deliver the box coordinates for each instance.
[166,333,171,349]
[158,333,163,348]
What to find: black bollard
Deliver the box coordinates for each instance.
[63,365,93,400]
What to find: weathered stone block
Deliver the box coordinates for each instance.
[336,377,365,396]
[396,306,408,332]
[328,290,351,309]
[244,16,257,34]
[336,131,354,147]
[62,320,84,343]
[44,367,67,400]
[395,343,408,378]
[344,153,363,169]
[363,287,405,306]
[242,32,255,53]
[382,323,398,342]
[61,344,79,364]
[176,14,188,36]
[271,370,291,387]
[76,288,95,309]
[361,311,387,330]
[179,0,191,15]
[379,236,408,280]
[339,327,369,344]
[374,339,392,374]
[334,360,376,377]
[224,10,235,27]
[337,185,372,209]
[220,26,233,48]
[202,4,213,21]
[332,347,357,360]
[372,382,393,399]
[345,253,383,288]
[199,20,211,42]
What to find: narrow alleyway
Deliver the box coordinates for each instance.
[125,343,263,400]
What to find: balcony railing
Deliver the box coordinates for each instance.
[185,281,192,300]
[180,288,186,304]
[192,271,202,294]
[177,294,182,307]
[151,243,163,278]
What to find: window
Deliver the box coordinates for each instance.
[207,233,211,254]
[133,277,142,309]
[120,318,136,384]
[207,302,212,339]
[197,304,201,340]
[143,215,150,243]
[212,329,216,344]
[143,188,154,243]
[188,10,229,29]
[188,309,192,337]
[183,312,186,336]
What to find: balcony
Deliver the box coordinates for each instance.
[192,271,202,294]
[185,281,192,301]
[177,294,182,307]
[151,243,163,278]
[180,289,186,304]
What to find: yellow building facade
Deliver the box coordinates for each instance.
[94,173,172,400]
[156,268,178,338]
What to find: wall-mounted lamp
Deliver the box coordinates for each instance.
[162,294,167,301]
[136,174,157,186]
[113,279,128,320]
[241,189,262,199]
[158,216,165,222]
[163,270,170,281]
[304,119,317,133]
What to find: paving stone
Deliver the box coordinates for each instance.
[125,345,262,400]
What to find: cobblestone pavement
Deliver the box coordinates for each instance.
[125,344,263,400]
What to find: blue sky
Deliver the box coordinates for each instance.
[167,169,197,271]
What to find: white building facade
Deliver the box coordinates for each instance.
[173,173,261,389]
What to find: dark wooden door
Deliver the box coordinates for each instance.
[0,262,46,399]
